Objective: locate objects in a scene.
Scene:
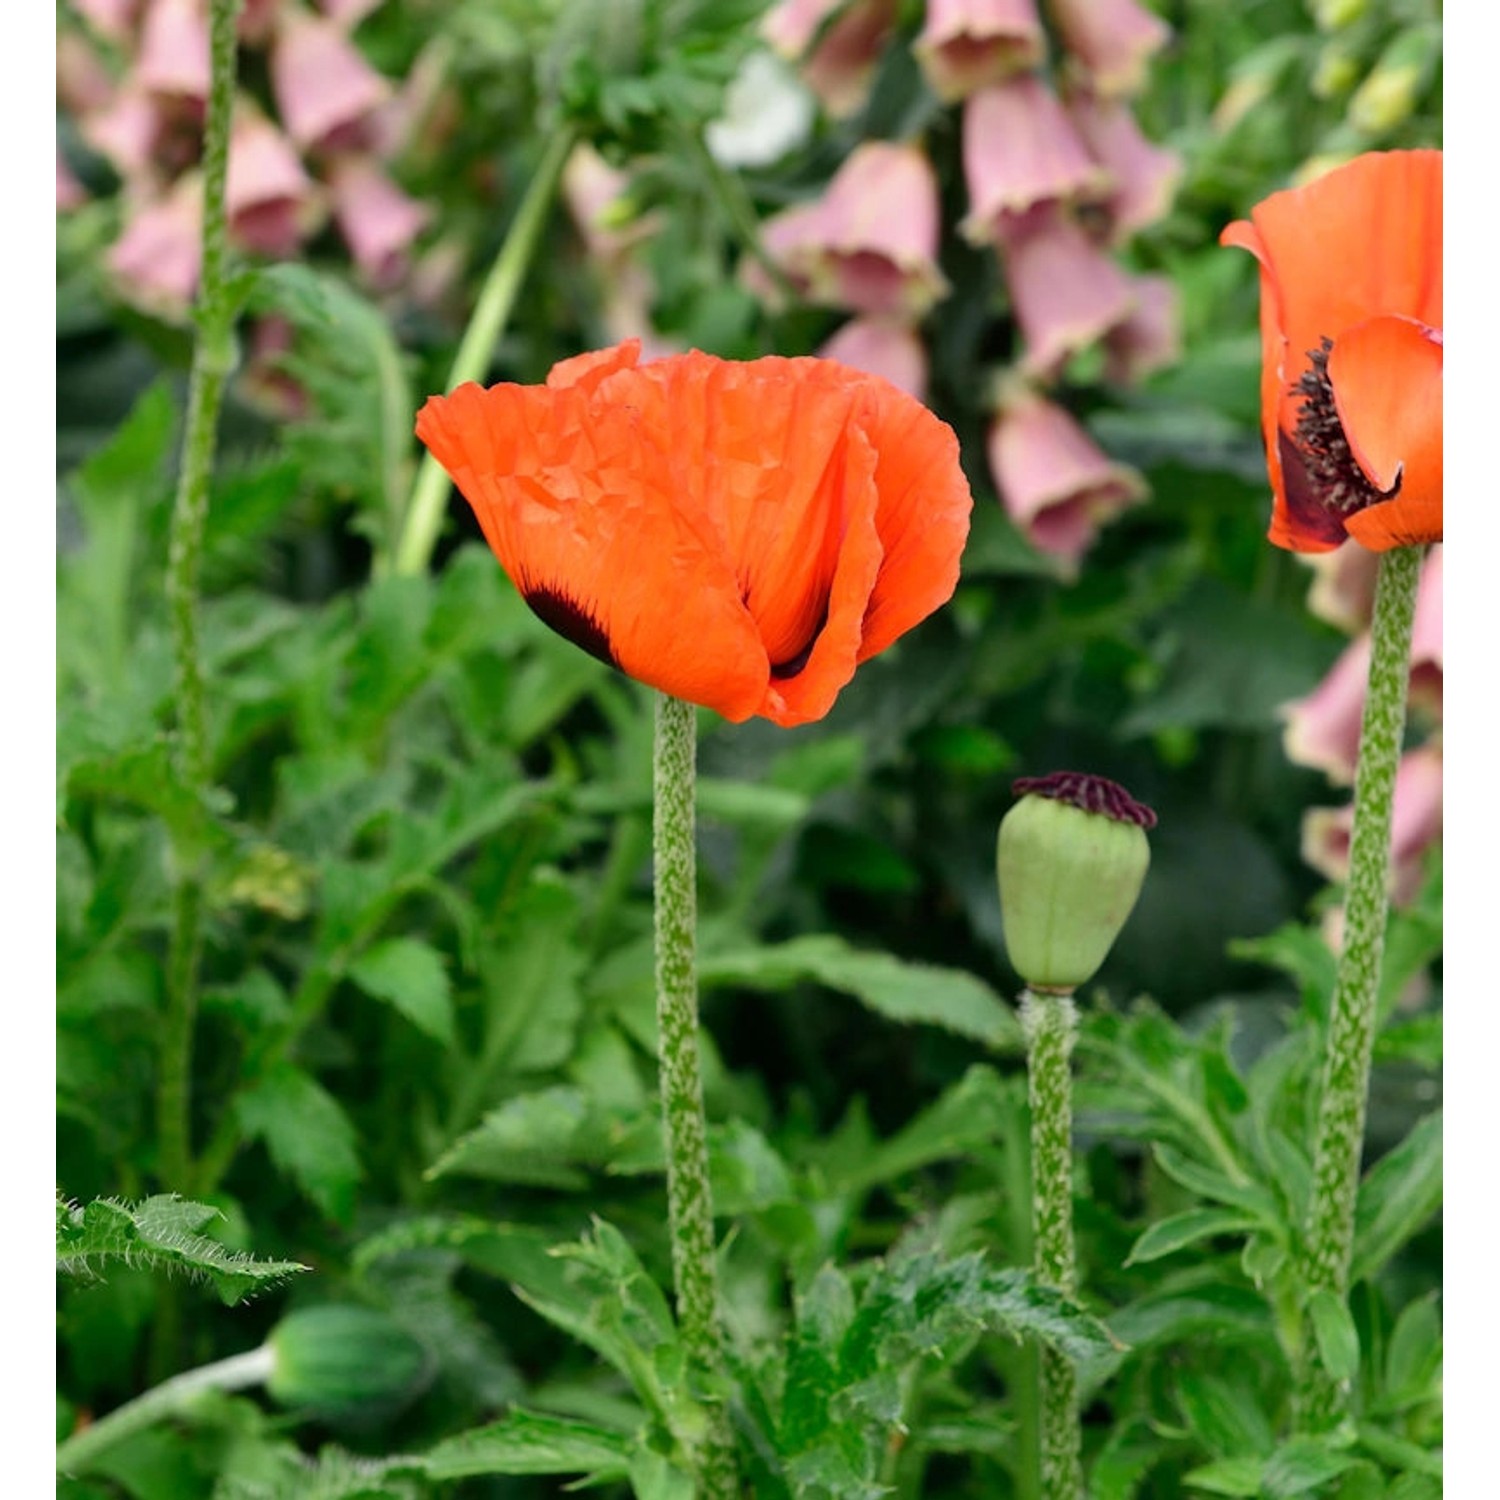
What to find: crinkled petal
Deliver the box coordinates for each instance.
[1333,317,1443,550]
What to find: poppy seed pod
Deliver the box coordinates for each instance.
[997,772,1154,993]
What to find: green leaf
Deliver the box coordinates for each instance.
[348,937,455,1046]
[55,1194,306,1306]
[1307,1288,1361,1386]
[1183,1455,1264,1495]
[1174,1372,1275,1460]
[1382,1294,1441,1408]
[1262,1436,1360,1497]
[1152,1144,1280,1218]
[1125,1209,1261,1266]
[422,1408,634,1480]
[700,934,1023,1051]
[1350,1111,1442,1284]
[425,1087,592,1187]
[235,1065,363,1223]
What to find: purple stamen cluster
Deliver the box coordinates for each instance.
[1012,771,1157,828]
[1292,337,1397,518]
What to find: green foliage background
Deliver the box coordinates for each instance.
[57,1,1441,1495]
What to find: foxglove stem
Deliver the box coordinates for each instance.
[158,0,241,1196]
[392,124,577,577]
[653,693,738,1497]
[1021,989,1084,1500]
[1298,542,1424,1428]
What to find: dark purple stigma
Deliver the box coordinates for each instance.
[1012,771,1157,829]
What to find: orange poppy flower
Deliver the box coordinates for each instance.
[415,339,972,726]
[1220,150,1442,553]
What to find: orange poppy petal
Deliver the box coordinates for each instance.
[1331,316,1443,551]
[849,374,974,661]
[758,424,885,726]
[1220,216,1293,537]
[416,382,771,721]
[633,354,869,670]
[1236,152,1441,417]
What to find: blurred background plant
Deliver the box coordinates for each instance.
[57,1,1441,1496]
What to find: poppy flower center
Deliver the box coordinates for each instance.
[1287,336,1399,527]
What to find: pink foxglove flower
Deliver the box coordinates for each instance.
[1104,272,1179,384]
[1066,90,1180,241]
[1282,635,1371,786]
[915,0,1046,103]
[987,387,1144,565]
[227,109,320,257]
[763,0,898,118]
[57,31,116,116]
[1047,0,1170,98]
[1004,210,1134,376]
[1304,546,1380,636]
[137,0,211,106]
[80,87,165,179]
[818,317,929,402]
[328,156,428,287]
[271,6,389,151]
[761,141,949,317]
[107,175,203,313]
[320,0,383,25]
[960,75,1110,243]
[1303,744,1443,906]
[1281,546,1442,783]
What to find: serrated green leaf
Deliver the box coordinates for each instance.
[422,1408,634,1480]
[55,1194,306,1306]
[235,1066,363,1223]
[1350,1111,1441,1284]
[700,935,1022,1051]
[1307,1288,1361,1386]
[348,937,455,1045]
[1125,1209,1261,1266]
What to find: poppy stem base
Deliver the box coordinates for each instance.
[1297,543,1424,1430]
[653,693,739,1497]
[1021,989,1084,1500]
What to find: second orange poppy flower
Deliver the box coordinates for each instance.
[416,339,973,726]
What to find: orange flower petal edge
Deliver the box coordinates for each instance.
[414,339,974,726]
[1220,150,1442,554]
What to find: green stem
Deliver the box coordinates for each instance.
[58,1346,273,1474]
[156,0,241,1197]
[679,126,799,303]
[1022,989,1083,1500]
[392,124,578,577]
[652,694,738,1498]
[1297,543,1424,1429]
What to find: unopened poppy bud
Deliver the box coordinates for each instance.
[997,771,1154,993]
[1310,39,1361,100]
[1348,25,1440,136]
[267,1305,430,1418]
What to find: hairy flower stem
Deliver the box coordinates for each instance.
[57,1346,274,1474]
[157,0,241,1199]
[1022,989,1084,1500]
[653,694,738,1498]
[392,125,577,577]
[1298,543,1424,1429]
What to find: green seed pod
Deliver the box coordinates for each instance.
[1311,39,1362,101]
[266,1305,431,1419]
[997,772,1154,995]
[1348,25,1441,136]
